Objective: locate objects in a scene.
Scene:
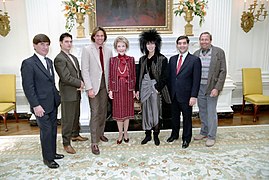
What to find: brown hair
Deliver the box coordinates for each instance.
[199,32,212,41]
[33,34,50,45]
[91,26,107,42]
[113,36,129,50]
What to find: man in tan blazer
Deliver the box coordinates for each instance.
[193,32,227,147]
[81,27,113,155]
[54,33,88,155]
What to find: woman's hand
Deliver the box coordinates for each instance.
[108,90,113,99]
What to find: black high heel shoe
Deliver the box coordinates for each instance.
[124,138,129,143]
[117,134,123,144]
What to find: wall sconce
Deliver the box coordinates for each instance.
[241,0,268,33]
[0,0,10,37]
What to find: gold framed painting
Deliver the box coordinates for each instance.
[89,0,173,34]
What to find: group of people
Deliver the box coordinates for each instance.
[20,27,226,169]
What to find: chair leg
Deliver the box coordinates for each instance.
[1,114,8,132]
[14,110,19,123]
[253,105,259,122]
[241,99,245,114]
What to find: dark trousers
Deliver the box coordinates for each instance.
[61,100,80,146]
[171,97,192,143]
[36,108,57,161]
[89,76,108,144]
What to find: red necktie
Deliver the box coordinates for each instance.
[176,55,183,74]
[99,46,104,74]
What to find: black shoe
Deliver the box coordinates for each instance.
[154,136,160,146]
[153,132,160,146]
[182,141,189,149]
[43,160,59,168]
[167,136,178,142]
[141,136,152,144]
[54,153,64,159]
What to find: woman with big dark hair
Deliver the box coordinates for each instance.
[136,29,171,146]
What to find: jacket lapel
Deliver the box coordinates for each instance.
[91,45,102,70]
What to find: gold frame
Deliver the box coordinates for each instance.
[89,0,173,34]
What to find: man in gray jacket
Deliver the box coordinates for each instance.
[193,32,227,147]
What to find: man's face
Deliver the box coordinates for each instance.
[33,42,50,56]
[60,37,72,52]
[93,30,105,46]
[176,39,189,54]
[199,34,212,50]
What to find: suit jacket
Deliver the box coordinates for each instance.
[21,54,61,113]
[109,55,136,92]
[54,51,82,102]
[81,43,113,95]
[168,53,202,102]
[193,45,227,95]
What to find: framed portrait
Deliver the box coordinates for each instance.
[89,0,173,34]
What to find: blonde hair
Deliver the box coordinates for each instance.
[113,36,129,50]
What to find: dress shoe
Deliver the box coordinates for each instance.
[91,144,100,155]
[167,136,178,142]
[117,139,122,144]
[100,135,108,142]
[43,159,59,169]
[64,145,76,154]
[182,141,189,149]
[71,135,89,141]
[54,153,64,159]
[124,138,129,143]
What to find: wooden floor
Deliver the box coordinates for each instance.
[1,110,269,136]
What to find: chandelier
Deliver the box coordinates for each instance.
[241,0,268,33]
[0,0,10,37]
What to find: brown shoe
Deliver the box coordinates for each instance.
[64,145,76,154]
[71,135,89,141]
[91,144,100,155]
[100,135,108,142]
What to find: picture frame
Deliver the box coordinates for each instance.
[89,0,173,34]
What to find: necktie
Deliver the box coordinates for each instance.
[176,55,183,74]
[99,46,104,74]
[45,57,52,76]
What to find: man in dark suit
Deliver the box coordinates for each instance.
[21,34,64,168]
[54,33,88,155]
[167,36,202,148]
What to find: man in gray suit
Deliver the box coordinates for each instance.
[81,27,113,155]
[21,34,63,168]
[193,32,227,147]
[54,33,88,155]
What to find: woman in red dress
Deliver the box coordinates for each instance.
[108,36,136,144]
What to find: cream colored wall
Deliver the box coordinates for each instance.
[0,0,268,112]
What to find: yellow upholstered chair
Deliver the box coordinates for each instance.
[241,68,269,121]
[0,74,18,131]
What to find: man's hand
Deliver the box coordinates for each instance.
[77,81,85,91]
[88,89,95,98]
[189,97,197,106]
[33,105,45,117]
[210,89,219,97]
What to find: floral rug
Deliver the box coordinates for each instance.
[0,125,269,180]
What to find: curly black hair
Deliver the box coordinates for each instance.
[139,29,162,55]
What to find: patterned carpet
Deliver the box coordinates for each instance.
[0,125,269,180]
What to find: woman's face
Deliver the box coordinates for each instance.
[116,41,127,56]
[146,42,156,54]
